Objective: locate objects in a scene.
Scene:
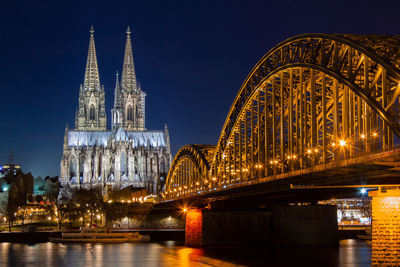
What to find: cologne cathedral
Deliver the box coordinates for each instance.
[60,27,171,194]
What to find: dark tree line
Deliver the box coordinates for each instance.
[54,185,104,229]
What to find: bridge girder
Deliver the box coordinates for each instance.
[164,33,400,199]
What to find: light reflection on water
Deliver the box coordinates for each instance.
[0,239,371,267]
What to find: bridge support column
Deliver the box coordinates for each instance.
[185,205,337,247]
[185,209,203,246]
[369,189,400,266]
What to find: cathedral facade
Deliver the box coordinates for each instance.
[60,27,171,194]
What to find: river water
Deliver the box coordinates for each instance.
[0,239,370,266]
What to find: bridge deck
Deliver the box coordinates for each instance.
[160,148,400,208]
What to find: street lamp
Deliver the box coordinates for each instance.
[339,140,346,147]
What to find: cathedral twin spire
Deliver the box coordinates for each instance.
[75,26,106,131]
[121,27,138,93]
[75,26,146,132]
[83,26,101,92]
[112,27,146,131]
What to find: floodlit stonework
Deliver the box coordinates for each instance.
[370,189,400,266]
[60,27,171,194]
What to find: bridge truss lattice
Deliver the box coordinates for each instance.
[164,33,400,199]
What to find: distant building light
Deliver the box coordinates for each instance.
[361,188,367,194]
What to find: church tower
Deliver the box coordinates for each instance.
[118,26,146,131]
[75,26,107,131]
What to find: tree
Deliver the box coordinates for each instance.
[72,187,104,227]
[5,201,17,232]
[40,176,61,228]
[55,185,72,229]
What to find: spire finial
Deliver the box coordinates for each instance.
[116,70,119,79]
[126,26,131,35]
[90,25,95,35]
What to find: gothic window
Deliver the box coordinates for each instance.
[90,105,95,121]
[121,151,127,176]
[69,156,77,180]
[98,154,102,179]
[127,106,133,121]
[79,156,85,179]
[150,158,153,176]
[160,157,167,178]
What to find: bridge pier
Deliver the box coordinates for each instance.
[369,189,400,266]
[185,205,338,247]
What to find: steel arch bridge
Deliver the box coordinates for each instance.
[164,145,215,195]
[163,33,400,199]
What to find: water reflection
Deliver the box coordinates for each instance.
[0,240,370,267]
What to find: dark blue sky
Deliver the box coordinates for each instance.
[1,0,399,177]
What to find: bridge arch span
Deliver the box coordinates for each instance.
[212,33,400,176]
[165,33,400,199]
[164,145,215,197]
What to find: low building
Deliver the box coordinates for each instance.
[0,171,34,214]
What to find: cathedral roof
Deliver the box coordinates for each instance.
[67,130,167,147]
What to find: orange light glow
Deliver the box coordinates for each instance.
[185,209,203,246]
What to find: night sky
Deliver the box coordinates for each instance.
[1,0,399,178]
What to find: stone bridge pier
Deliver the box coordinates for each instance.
[185,205,338,247]
[369,189,400,266]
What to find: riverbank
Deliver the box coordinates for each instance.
[0,229,185,243]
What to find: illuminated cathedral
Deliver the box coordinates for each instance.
[60,27,171,194]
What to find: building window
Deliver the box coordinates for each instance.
[69,156,77,179]
[79,156,85,178]
[127,106,133,121]
[90,105,95,121]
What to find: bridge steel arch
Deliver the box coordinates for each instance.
[165,33,400,199]
[163,145,215,198]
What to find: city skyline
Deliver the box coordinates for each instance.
[1,0,400,177]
